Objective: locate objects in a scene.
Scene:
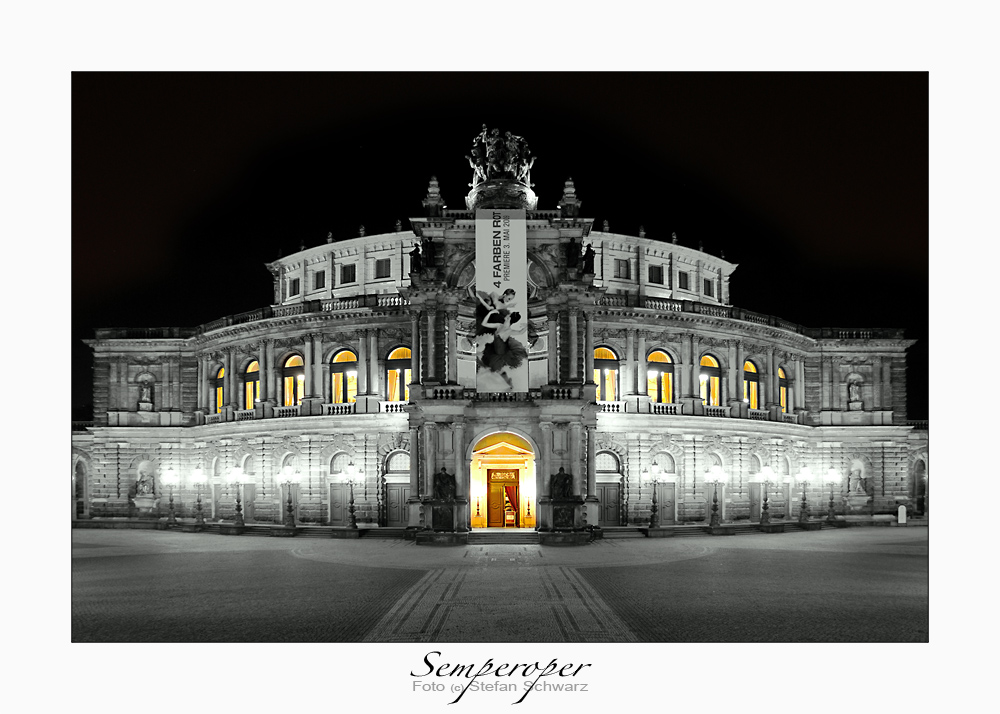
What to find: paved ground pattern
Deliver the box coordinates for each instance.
[71,528,928,642]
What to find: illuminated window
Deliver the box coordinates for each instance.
[243,361,260,410]
[594,347,619,402]
[614,259,630,279]
[779,367,788,413]
[743,360,759,410]
[289,278,300,296]
[214,367,225,413]
[700,355,721,406]
[331,350,358,404]
[646,350,674,403]
[283,355,305,407]
[678,272,689,290]
[648,265,664,284]
[386,347,412,402]
[314,271,325,290]
[340,264,356,284]
[375,258,391,279]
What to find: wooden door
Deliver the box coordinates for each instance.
[749,482,761,522]
[655,483,676,525]
[329,483,347,526]
[597,484,620,526]
[488,483,505,527]
[386,484,410,527]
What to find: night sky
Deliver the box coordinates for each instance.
[72,72,928,418]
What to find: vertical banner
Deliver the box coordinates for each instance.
[474,208,528,392]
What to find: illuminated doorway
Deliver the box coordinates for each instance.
[470,432,535,529]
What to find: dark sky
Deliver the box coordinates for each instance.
[72,72,928,417]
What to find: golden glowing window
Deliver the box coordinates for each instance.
[779,366,788,413]
[243,361,260,410]
[214,367,225,413]
[647,350,674,403]
[743,360,759,410]
[700,355,721,406]
[283,355,305,407]
[594,347,619,402]
[331,350,358,404]
[386,347,412,402]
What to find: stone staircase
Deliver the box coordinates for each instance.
[467,530,540,545]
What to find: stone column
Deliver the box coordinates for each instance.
[625,329,636,394]
[195,357,204,411]
[881,359,892,409]
[410,312,421,384]
[426,309,437,382]
[423,424,436,497]
[266,340,277,403]
[766,346,777,407]
[689,334,701,399]
[228,349,238,409]
[568,308,579,381]
[538,422,553,530]
[453,423,467,532]
[586,426,597,498]
[570,423,583,495]
[357,330,368,394]
[872,357,882,409]
[302,335,313,398]
[547,310,558,383]
[446,309,459,384]
[831,358,840,410]
[369,331,379,396]
[636,331,647,395]
[312,333,323,399]
[584,312,594,383]
[258,342,268,403]
[408,427,420,493]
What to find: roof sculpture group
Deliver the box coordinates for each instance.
[466,125,536,189]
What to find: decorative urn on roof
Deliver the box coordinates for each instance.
[464,125,538,211]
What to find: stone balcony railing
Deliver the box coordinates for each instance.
[274,405,300,418]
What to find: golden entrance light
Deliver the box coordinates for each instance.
[161,467,179,527]
[704,466,728,527]
[226,466,245,527]
[825,468,842,523]
[752,465,777,524]
[191,466,207,529]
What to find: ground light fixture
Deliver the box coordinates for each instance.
[753,465,777,524]
[280,466,302,527]
[226,467,245,527]
[161,467,179,527]
[345,462,361,529]
[704,465,728,527]
[648,461,661,528]
[191,467,206,529]
[796,465,813,522]
[825,468,842,522]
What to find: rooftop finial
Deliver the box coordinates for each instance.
[672,232,678,244]
[422,176,445,217]
[327,231,333,244]
[639,225,646,238]
[395,219,402,232]
[359,225,366,237]
[464,126,538,211]
[558,177,581,218]
[603,219,610,232]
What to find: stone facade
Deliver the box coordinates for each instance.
[72,175,929,530]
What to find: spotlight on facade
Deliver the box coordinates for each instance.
[162,468,179,527]
[705,465,728,528]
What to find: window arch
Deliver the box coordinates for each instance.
[243,361,260,410]
[700,355,721,406]
[778,367,788,413]
[743,360,759,409]
[594,347,619,402]
[386,347,412,402]
[282,355,305,407]
[386,451,410,474]
[595,451,620,473]
[213,367,225,413]
[653,452,676,474]
[647,350,674,403]
[330,452,351,475]
[331,350,358,404]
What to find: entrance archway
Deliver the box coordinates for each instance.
[469,432,536,529]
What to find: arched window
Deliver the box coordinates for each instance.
[646,350,674,403]
[282,355,305,407]
[331,350,358,404]
[214,367,225,413]
[594,347,619,402]
[653,453,676,474]
[700,355,721,406]
[743,360,759,409]
[330,452,350,475]
[386,347,412,402]
[595,451,620,474]
[386,451,410,474]
[778,367,788,413]
[243,361,260,410]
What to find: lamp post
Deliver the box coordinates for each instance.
[191,467,206,529]
[280,466,301,528]
[345,462,360,529]
[797,466,812,523]
[705,465,728,528]
[825,468,842,523]
[755,465,776,525]
[227,466,245,527]
[162,468,179,527]
[648,461,661,528]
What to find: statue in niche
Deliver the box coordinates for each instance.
[850,465,865,494]
[582,244,596,274]
[551,467,574,499]
[135,462,156,496]
[848,381,861,402]
[565,237,580,268]
[408,243,422,274]
[433,467,456,501]
[139,383,152,402]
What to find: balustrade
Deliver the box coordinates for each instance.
[652,403,679,415]
[748,409,769,421]
[379,401,408,413]
[599,401,625,413]
[704,405,730,418]
[234,409,255,421]
[274,405,300,418]
[323,403,356,415]
[205,413,221,424]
